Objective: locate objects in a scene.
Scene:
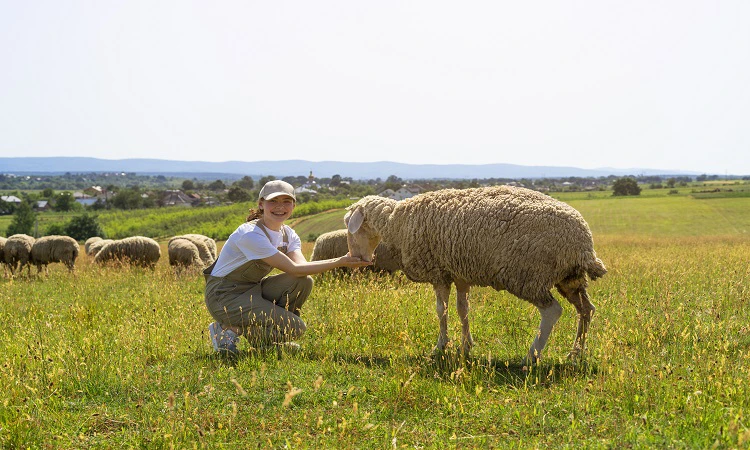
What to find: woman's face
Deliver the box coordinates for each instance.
[259,195,295,224]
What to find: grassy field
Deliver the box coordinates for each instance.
[1,192,750,448]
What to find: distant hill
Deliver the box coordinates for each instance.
[0,157,701,180]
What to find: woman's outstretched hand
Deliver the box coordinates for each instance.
[338,255,373,269]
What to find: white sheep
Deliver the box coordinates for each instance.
[181,233,217,261]
[311,229,402,274]
[168,237,204,270]
[87,239,114,257]
[168,234,214,267]
[31,235,80,273]
[3,234,36,276]
[0,236,7,276]
[345,186,607,363]
[93,236,161,269]
[84,237,103,255]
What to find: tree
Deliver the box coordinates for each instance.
[227,186,251,202]
[111,188,143,210]
[208,179,227,191]
[54,191,77,211]
[330,174,342,187]
[65,213,105,241]
[182,179,195,191]
[236,176,254,189]
[258,176,276,187]
[612,177,641,196]
[42,188,55,198]
[7,201,36,236]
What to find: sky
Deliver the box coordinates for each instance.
[1,1,749,174]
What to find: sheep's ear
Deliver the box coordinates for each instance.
[346,208,365,234]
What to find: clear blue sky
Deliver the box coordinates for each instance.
[1,1,748,174]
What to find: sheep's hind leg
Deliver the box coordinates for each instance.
[455,281,473,358]
[432,283,451,354]
[558,285,596,360]
[526,293,563,365]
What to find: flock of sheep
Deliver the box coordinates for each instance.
[2,185,607,363]
[1,233,217,276]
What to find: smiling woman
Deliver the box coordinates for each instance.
[203,180,371,355]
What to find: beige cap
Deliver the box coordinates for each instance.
[259,180,296,201]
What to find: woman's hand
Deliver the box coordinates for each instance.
[337,255,373,269]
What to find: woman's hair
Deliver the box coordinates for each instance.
[246,207,263,222]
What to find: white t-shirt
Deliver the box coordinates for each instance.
[210,221,302,277]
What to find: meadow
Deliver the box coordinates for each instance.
[1,189,749,448]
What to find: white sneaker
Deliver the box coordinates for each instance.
[208,322,239,355]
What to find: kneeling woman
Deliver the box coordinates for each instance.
[204,180,370,354]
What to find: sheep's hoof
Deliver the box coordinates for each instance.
[566,349,583,362]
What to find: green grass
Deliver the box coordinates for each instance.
[2,195,750,448]
[290,209,349,241]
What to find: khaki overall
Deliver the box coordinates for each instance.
[204,220,313,345]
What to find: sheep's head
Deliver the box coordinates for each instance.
[344,206,381,263]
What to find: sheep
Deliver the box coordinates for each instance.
[0,237,6,276]
[181,233,218,261]
[3,234,36,276]
[84,237,103,255]
[87,239,114,257]
[344,186,607,364]
[168,234,215,266]
[31,235,80,273]
[93,236,161,269]
[311,229,402,274]
[168,237,204,270]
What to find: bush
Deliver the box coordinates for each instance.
[6,201,36,236]
[613,177,642,196]
[65,213,106,241]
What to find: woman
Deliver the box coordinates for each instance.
[204,180,370,354]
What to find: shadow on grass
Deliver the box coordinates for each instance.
[193,346,598,387]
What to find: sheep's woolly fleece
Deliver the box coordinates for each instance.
[311,229,402,274]
[94,236,161,268]
[87,239,113,257]
[168,237,204,269]
[168,234,215,266]
[4,234,36,274]
[31,235,79,272]
[346,186,606,305]
[84,237,103,255]
[181,233,217,261]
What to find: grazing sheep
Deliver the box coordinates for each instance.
[87,239,114,257]
[181,233,218,261]
[345,186,607,363]
[0,237,6,275]
[168,234,214,266]
[94,236,161,269]
[311,229,402,274]
[84,237,103,255]
[168,237,204,270]
[3,234,36,276]
[31,235,80,273]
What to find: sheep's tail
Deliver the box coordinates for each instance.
[586,256,607,280]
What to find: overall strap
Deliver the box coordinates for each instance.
[256,220,289,249]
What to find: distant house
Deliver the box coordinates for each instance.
[84,186,106,197]
[35,200,51,211]
[1,195,22,204]
[379,185,422,200]
[162,190,195,207]
[294,186,317,196]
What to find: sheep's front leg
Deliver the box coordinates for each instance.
[455,281,473,357]
[526,295,563,365]
[432,283,451,353]
[566,288,596,360]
